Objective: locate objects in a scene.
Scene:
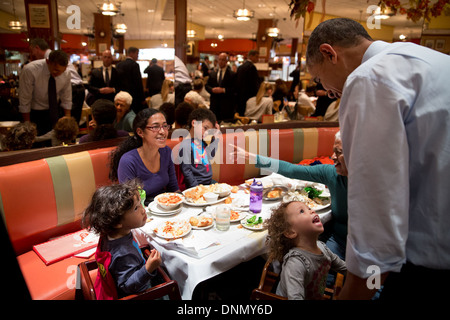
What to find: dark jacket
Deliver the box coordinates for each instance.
[87,66,120,103]
[116,58,145,114]
[144,63,165,97]
[205,66,236,122]
[235,60,261,116]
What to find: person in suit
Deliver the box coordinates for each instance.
[235,49,261,116]
[144,58,165,97]
[116,47,145,114]
[205,52,236,122]
[87,50,120,104]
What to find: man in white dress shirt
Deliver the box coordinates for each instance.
[19,50,72,136]
[29,38,85,123]
[306,18,450,300]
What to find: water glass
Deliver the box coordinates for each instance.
[215,205,230,231]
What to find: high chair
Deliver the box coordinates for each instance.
[250,258,344,300]
[77,246,181,300]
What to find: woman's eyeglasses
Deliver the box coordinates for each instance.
[145,124,171,132]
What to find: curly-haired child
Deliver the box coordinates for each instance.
[265,201,346,300]
[82,179,161,299]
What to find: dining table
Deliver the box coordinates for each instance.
[133,173,332,300]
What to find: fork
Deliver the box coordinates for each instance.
[197,206,207,216]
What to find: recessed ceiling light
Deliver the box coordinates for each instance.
[148,9,155,13]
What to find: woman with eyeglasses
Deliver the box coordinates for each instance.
[109,108,180,205]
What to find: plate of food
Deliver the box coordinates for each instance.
[147,201,182,216]
[241,214,267,231]
[283,186,331,211]
[211,209,247,222]
[263,186,288,201]
[153,219,191,240]
[183,184,228,206]
[154,192,184,210]
[189,214,214,230]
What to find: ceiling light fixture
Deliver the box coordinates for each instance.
[374,6,394,19]
[114,23,127,33]
[267,27,280,38]
[233,0,254,21]
[99,1,121,16]
[8,0,24,31]
[187,8,196,38]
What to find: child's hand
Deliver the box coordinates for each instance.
[145,249,162,274]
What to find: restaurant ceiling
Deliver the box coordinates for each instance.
[0,0,425,42]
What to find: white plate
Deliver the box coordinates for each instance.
[212,210,247,223]
[241,215,267,231]
[183,186,229,206]
[153,219,191,239]
[147,201,182,215]
[189,214,215,230]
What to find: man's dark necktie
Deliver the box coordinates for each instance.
[105,67,110,86]
[48,75,58,127]
[218,69,223,86]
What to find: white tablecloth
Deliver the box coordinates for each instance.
[134,174,332,299]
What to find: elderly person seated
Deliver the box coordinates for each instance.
[149,79,174,109]
[184,78,210,108]
[244,82,274,122]
[114,91,136,132]
[232,131,348,261]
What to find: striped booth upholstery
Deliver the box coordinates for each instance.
[0,147,115,300]
[210,127,340,185]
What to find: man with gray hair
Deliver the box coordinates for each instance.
[306,17,450,300]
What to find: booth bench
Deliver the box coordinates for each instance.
[0,126,339,300]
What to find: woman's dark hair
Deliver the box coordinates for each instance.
[187,108,217,129]
[82,178,142,237]
[90,99,118,142]
[109,108,166,181]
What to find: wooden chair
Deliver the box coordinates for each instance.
[250,258,344,300]
[77,247,181,300]
[250,259,286,300]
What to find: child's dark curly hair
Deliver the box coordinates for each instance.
[82,179,142,237]
[264,201,297,263]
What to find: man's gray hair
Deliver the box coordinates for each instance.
[335,131,341,141]
[306,18,373,67]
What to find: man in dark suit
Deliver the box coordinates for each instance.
[116,47,145,114]
[87,50,120,104]
[205,52,236,122]
[144,58,165,97]
[235,49,261,116]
